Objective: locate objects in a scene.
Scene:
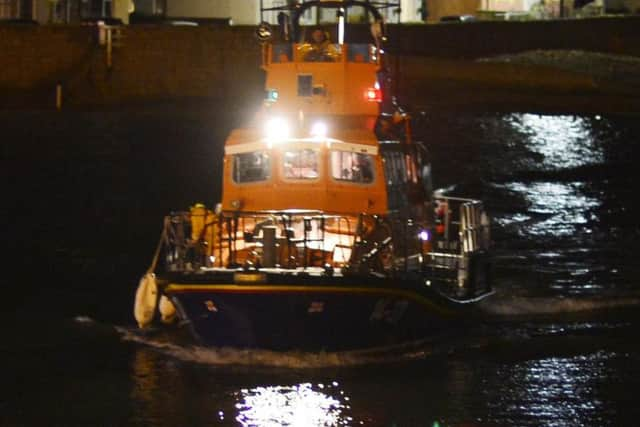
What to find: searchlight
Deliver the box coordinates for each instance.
[265,117,290,141]
[310,121,328,138]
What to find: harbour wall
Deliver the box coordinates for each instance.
[389,16,640,58]
[1,17,639,111]
[0,25,263,109]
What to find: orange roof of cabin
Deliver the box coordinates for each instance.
[226,114,379,147]
[224,127,378,147]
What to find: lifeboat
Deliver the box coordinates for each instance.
[134,0,493,351]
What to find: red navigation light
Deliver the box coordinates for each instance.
[365,87,382,102]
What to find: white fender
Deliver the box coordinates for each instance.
[159,295,177,324]
[134,273,158,328]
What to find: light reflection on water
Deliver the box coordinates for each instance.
[121,324,640,427]
[495,181,599,237]
[234,383,352,426]
[506,114,604,170]
[490,351,613,427]
[498,113,603,239]
[489,113,618,294]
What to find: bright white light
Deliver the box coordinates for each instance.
[235,383,348,426]
[265,117,290,141]
[419,230,430,241]
[310,121,328,138]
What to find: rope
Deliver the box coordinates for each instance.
[146,217,169,274]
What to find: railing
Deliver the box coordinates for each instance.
[88,23,124,69]
[158,199,491,295]
[426,195,491,295]
[430,195,490,252]
[216,211,351,269]
[161,210,358,272]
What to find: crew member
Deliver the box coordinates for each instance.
[301,27,339,62]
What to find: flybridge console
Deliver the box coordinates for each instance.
[255,0,400,117]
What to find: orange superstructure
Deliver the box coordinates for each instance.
[263,43,381,117]
[221,127,387,215]
[221,1,395,217]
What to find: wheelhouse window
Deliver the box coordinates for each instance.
[347,44,376,63]
[272,44,292,63]
[298,43,342,62]
[283,149,319,180]
[232,151,271,183]
[331,151,374,184]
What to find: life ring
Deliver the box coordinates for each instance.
[134,273,158,328]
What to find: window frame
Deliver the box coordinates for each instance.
[281,148,321,182]
[329,150,376,186]
[231,151,272,185]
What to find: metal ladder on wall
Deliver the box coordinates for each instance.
[97,24,124,69]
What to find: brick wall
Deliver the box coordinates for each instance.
[0,26,92,89]
[70,25,262,104]
[1,18,639,109]
[0,24,263,108]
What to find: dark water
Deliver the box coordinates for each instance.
[3,107,640,426]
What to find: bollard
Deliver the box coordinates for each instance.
[106,27,112,68]
[56,84,62,110]
[262,226,277,268]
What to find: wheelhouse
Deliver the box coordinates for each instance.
[221,125,387,215]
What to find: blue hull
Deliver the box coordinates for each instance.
[163,272,490,351]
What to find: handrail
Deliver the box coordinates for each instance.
[158,202,489,289]
[432,195,491,254]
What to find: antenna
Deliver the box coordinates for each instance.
[338,7,345,44]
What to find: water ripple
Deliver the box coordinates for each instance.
[494,181,599,238]
[506,114,604,170]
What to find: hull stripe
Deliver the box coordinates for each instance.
[165,283,456,316]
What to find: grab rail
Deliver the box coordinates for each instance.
[158,199,490,292]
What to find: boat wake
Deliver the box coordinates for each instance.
[76,289,640,369]
[477,292,640,317]
[114,326,487,369]
[73,309,638,369]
